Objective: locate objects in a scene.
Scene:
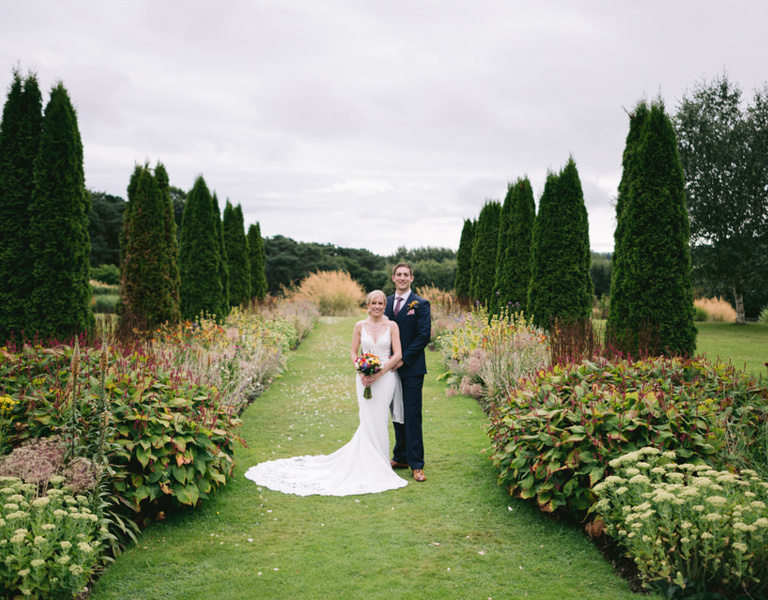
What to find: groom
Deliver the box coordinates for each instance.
[386,262,431,482]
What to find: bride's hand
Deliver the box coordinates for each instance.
[361,374,375,386]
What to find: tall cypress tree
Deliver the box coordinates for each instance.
[155,163,181,316]
[119,164,180,332]
[223,201,251,307]
[527,158,592,329]
[179,176,223,321]
[211,192,230,318]
[614,100,696,356]
[492,183,515,311]
[454,218,474,301]
[247,222,268,300]
[0,70,44,341]
[607,101,649,347]
[27,82,93,340]
[506,177,536,308]
[470,200,501,304]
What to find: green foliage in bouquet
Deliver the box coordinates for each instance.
[487,357,768,515]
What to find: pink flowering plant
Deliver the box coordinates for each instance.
[592,448,768,598]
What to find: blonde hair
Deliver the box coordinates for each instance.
[366,290,386,306]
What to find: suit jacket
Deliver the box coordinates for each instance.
[385,291,431,377]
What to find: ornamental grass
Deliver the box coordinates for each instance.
[694,297,737,323]
[287,270,365,316]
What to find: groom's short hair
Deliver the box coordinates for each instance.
[392,262,413,276]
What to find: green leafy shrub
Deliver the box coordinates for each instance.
[107,370,241,512]
[1,300,315,520]
[90,264,120,285]
[0,475,106,599]
[1,343,243,517]
[90,282,120,296]
[486,357,767,515]
[593,448,768,598]
[693,305,708,322]
[759,305,768,324]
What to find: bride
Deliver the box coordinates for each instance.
[244,290,408,496]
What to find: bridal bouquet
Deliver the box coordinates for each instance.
[355,353,381,399]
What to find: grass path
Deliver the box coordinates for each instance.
[90,317,640,600]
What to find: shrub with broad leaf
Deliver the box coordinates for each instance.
[486,357,768,515]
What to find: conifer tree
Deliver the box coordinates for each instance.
[211,193,230,318]
[607,101,649,347]
[119,163,180,332]
[612,100,696,356]
[527,158,592,328]
[0,70,43,341]
[154,162,181,316]
[223,201,251,307]
[493,183,517,310]
[247,222,268,300]
[454,218,474,301]
[27,82,94,339]
[470,200,501,304]
[179,176,224,320]
[506,177,536,308]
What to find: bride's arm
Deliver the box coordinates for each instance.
[382,322,403,371]
[350,321,363,365]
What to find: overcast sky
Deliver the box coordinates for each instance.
[2,1,766,256]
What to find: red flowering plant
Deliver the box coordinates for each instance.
[354,353,381,399]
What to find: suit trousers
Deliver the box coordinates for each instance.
[392,374,424,469]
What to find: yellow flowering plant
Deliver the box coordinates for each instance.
[436,304,548,405]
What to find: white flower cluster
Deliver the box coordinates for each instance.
[593,447,768,594]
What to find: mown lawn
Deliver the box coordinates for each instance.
[695,321,768,377]
[89,316,640,600]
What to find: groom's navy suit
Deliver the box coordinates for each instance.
[386,290,431,470]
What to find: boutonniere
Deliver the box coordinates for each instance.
[408,300,419,310]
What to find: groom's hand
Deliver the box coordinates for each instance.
[393,360,403,370]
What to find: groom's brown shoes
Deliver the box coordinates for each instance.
[390,460,409,470]
[413,469,426,482]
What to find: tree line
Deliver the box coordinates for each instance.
[0,70,93,342]
[0,68,270,341]
[456,101,696,356]
[89,193,457,297]
[1,67,456,342]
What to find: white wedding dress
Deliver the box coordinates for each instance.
[244,325,408,496]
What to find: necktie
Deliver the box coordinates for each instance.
[394,296,403,317]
